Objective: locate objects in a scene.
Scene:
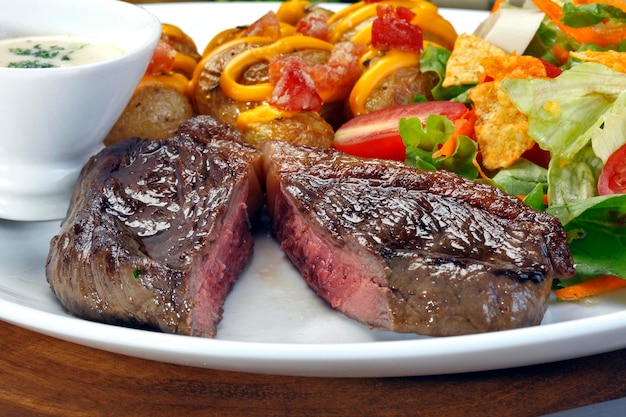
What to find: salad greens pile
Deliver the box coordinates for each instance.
[403,0,626,292]
[502,62,626,284]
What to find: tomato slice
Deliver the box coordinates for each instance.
[335,131,407,161]
[539,58,563,78]
[598,143,626,195]
[333,101,469,161]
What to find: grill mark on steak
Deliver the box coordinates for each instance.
[263,141,575,336]
[46,116,263,337]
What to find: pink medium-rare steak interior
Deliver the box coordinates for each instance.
[262,141,575,336]
[275,191,393,328]
[46,116,263,337]
[188,190,254,336]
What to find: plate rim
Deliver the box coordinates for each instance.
[2,2,625,378]
[3,290,626,377]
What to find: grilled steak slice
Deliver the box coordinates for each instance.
[263,141,575,336]
[46,116,263,337]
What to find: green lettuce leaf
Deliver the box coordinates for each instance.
[523,183,547,211]
[548,194,626,278]
[561,3,626,28]
[502,62,626,161]
[419,44,473,102]
[400,115,478,179]
[548,144,603,206]
[591,89,626,163]
[501,63,626,204]
[491,158,548,197]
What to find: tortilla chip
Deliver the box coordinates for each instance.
[468,81,536,170]
[442,34,508,87]
[570,50,626,74]
[480,55,547,81]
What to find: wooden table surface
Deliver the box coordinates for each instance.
[1,318,625,417]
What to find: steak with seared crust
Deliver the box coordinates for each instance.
[262,141,575,336]
[46,116,263,337]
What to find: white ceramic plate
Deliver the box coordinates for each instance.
[1,2,626,378]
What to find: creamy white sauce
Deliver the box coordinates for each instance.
[0,35,125,68]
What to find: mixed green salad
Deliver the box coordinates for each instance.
[418,0,626,297]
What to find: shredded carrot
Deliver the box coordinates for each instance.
[554,275,626,301]
[432,109,477,159]
[532,0,626,47]
[454,109,476,139]
[552,44,570,66]
[490,0,506,13]
[432,108,478,159]
[473,158,490,180]
[432,135,457,159]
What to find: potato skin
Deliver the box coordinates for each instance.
[361,65,439,114]
[193,40,271,123]
[193,41,336,148]
[104,86,195,146]
[242,111,334,149]
[104,23,201,146]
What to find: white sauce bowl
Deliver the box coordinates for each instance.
[0,0,161,221]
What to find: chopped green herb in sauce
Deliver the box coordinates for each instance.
[0,35,124,68]
[6,43,84,68]
[8,60,55,69]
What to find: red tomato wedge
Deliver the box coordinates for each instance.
[333,101,470,161]
[539,58,563,78]
[522,143,551,169]
[598,143,626,195]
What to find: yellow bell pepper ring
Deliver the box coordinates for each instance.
[349,50,420,116]
[276,0,311,26]
[410,11,457,51]
[201,20,294,58]
[326,1,366,27]
[189,36,272,98]
[171,52,198,79]
[202,28,248,57]
[161,23,198,52]
[220,35,334,103]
